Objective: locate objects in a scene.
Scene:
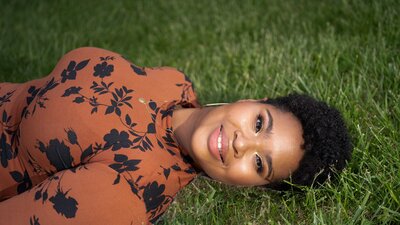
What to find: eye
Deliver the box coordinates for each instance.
[255,154,263,174]
[255,114,263,133]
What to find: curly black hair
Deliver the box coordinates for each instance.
[260,93,352,191]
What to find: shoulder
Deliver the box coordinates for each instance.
[145,66,193,85]
[63,47,120,57]
[59,47,194,84]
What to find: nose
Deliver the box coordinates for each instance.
[233,130,258,158]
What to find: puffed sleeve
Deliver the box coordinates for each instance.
[0,162,148,225]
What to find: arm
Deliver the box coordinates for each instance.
[0,162,147,225]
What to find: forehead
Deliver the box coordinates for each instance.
[225,101,305,183]
[266,104,305,180]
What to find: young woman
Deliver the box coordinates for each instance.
[0,47,352,224]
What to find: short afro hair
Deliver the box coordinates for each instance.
[261,93,352,191]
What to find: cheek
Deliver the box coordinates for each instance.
[200,158,267,186]
[190,111,226,160]
[199,161,251,184]
[225,110,251,130]
[223,162,261,186]
[191,126,208,154]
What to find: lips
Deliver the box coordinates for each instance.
[208,125,228,163]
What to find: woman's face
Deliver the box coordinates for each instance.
[189,101,304,186]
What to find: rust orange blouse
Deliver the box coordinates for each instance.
[0,47,200,224]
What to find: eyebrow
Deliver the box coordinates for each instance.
[266,109,273,133]
[264,154,273,180]
[264,109,274,180]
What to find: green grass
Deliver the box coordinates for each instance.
[1,0,399,224]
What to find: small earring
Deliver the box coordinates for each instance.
[203,102,228,107]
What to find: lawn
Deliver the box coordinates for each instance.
[1,0,399,224]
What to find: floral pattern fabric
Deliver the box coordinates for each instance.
[0,47,199,224]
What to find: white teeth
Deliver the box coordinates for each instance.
[217,128,224,163]
[217,134,222,150]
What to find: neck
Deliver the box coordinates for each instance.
[171,107,212,167]
[171,107,198,156]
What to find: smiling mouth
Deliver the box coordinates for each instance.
[218,125,225,163]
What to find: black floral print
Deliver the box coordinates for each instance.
[0,90,15,107]
[103,129,133,151]
[94,61,114,78]
[109,154,141,173]
[32,169,81,219]
[29,215,41,225]
[143,181,166,212]
[36,139,74,172]
[0,47,200,224]
[9,170,32,194]
[0,133,13,168]
[61,60,90,83]
[22,59,90,119]
[49,186,79,218]
[131,64,147,76]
